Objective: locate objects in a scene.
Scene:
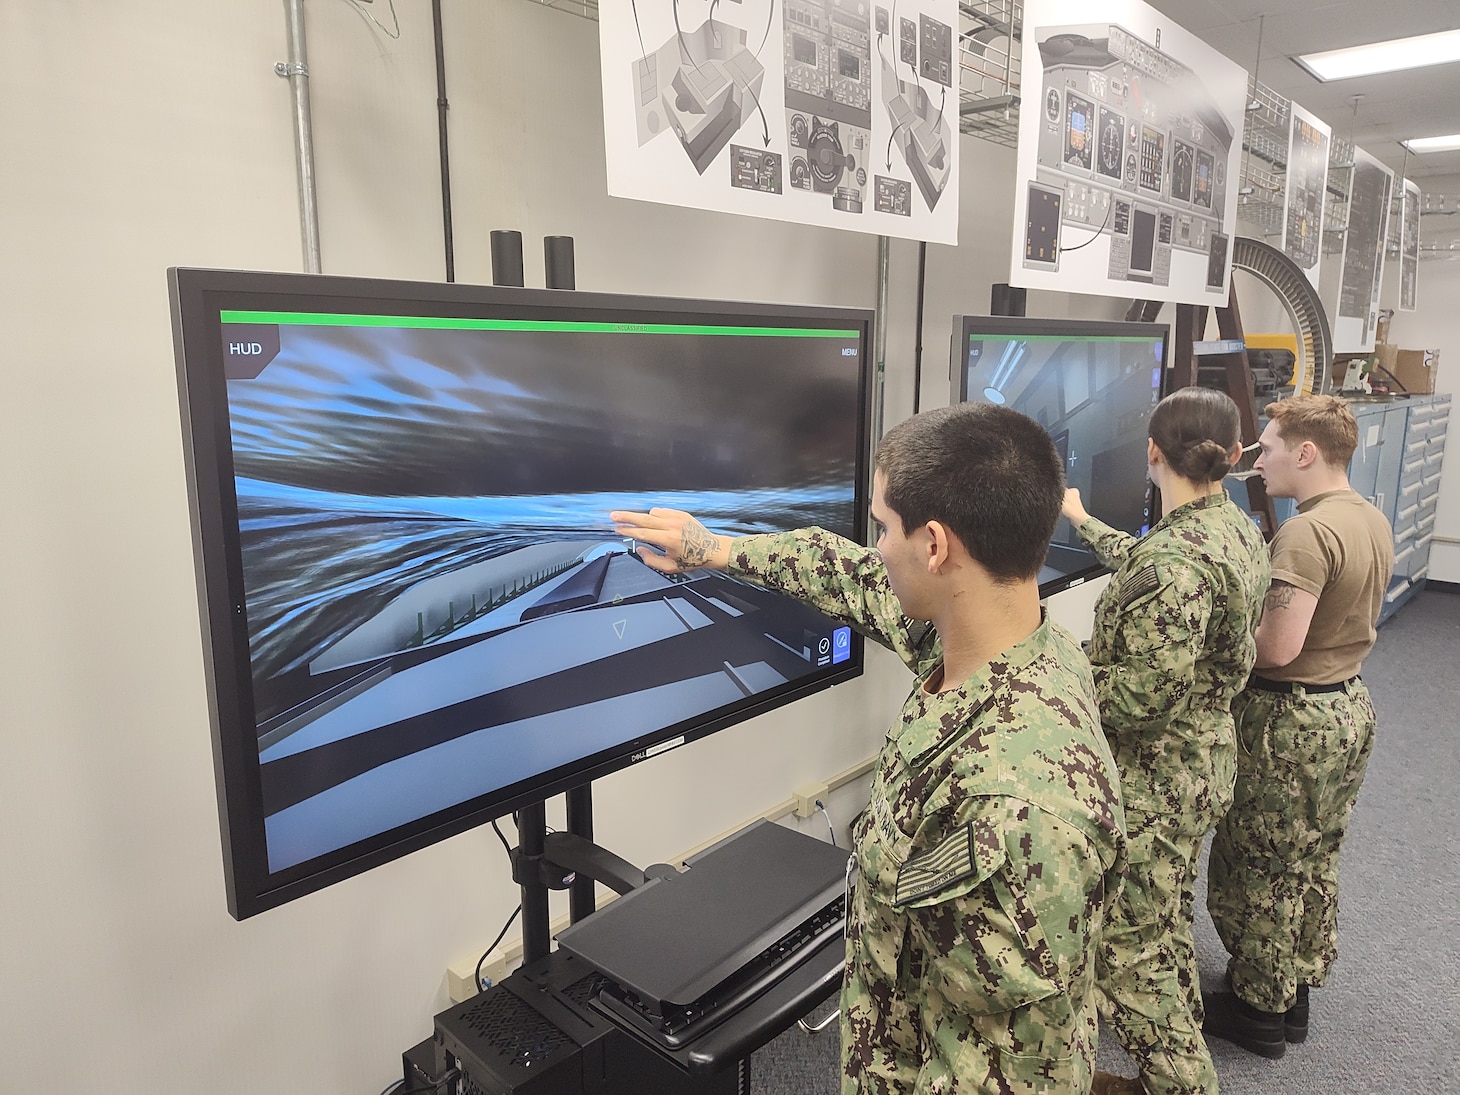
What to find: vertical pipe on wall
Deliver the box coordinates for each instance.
[432,0,456,282]
[873,235,891,453]
[278,0,321,273]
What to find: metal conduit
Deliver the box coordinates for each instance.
[277,0,322,273]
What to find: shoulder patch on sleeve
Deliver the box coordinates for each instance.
[1117,562,1161,607]
[893,824,976,907]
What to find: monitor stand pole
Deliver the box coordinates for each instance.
[512,781,653,966]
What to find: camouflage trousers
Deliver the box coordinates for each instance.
[1096,810,1218,1095]
[1206,680,1376,1013]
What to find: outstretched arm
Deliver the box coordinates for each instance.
[1064,487,1136,567]
[609,508,732,573]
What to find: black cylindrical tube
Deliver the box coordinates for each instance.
[432,0,454,282]
[565,783,595,923]
[544,236,576,290]
[490,230,525,288]
[516,800,550,966]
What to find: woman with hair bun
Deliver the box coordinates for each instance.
[1063,386,1271,1095]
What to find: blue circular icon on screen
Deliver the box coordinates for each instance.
[834,630,850,650]
[984,387,1006,404]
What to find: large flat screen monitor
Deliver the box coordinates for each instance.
[950,314,1168,597]
[170,268,872,919]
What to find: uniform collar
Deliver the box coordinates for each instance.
[892,612,1055,766]
[1297,488,1357,513]
[1143,490,1230,539]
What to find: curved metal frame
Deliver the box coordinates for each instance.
[1231,236,1334,396]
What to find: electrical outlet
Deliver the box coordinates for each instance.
[793,781,830,819]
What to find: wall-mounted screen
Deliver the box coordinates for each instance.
[950,315,1168,597]
[170,268,872,919]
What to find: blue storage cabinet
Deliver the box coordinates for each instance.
[1346,396,1451,622]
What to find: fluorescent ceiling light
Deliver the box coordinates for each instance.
[1296,29,1460,81]
[1404,133,1460,154]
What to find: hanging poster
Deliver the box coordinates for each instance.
[1400,178,1421,312]
[1282,100,1330,291]
[1332,146,1393,353]
[1009,0,1249,306]
[599,0,960,244]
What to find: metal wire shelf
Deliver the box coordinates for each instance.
[957,0,1023,147]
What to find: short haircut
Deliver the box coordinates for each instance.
[1265,394,1359,467]
[1149,387,1241,483]
[875,403,1063,582]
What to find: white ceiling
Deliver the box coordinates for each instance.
[1144,0,1460,179]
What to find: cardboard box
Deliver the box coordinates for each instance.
[1389,348,1439,395]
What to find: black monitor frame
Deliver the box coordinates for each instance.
[170,267,874,919]
[949,313,1170,599]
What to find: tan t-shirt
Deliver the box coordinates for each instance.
[1266,489,1395,684]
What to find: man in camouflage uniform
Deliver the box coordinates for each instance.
[613,403,1126,1094]
[1204,395,1394,1059]
[1063,388,1270,1095]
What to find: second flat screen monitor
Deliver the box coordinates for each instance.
[951,315,1169,596]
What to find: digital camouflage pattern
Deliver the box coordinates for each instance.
[729,528,1126,1095]
[1207,682,1377,1013]
[1075,493,1269,1095]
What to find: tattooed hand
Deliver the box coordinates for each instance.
[608,508,732,574]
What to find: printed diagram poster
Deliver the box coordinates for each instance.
[1010,0,1249,305]
[1332,147,1394,352]
[1282,101,1330,290]
[1400,178,1420,312]
[599,0,960,244]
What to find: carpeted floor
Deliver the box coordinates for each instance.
[750,587,1460,1094]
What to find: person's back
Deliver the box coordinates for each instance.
[1083,493,1269,817]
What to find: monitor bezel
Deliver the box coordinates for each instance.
[948,313,1170,599]
[170,267,875,919]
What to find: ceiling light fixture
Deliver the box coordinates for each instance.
[1295,28,1460,82]
[1403,133,1460,154]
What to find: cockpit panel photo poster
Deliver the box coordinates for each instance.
[600,0,960,244]
[1010,0,1248,305]
[1282,100,1330,291]
[1332,146,1393,353]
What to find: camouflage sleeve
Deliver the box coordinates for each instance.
[1075,516,1137,569]
[1092,551,1211,736]
[728,528,926,668]
[901,799,1111,1014]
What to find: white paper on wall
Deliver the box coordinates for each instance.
[1009,0,1249,306]
[1332,146,1394,353]
[1400,178,1421,312]
[599,0,960,245]
[1281,100,1330,291]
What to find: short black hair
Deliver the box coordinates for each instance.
[875,403,1063,582]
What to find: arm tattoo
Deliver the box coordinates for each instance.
[1264,581,1297,613]
[679,522,722,568]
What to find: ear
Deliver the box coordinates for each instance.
[923,520,953,573]
[1147,437,1162,465]
[1295,440,1320,469]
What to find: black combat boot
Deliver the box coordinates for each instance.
[1223,964,1309,1044]
[1201,991,1287,1059]
[1284,983,1309,1043]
